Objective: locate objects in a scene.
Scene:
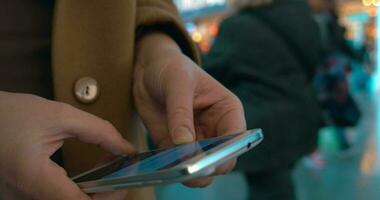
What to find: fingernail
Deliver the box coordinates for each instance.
[121,140,136,154]
[173,127,194,144]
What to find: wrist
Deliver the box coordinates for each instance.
[136,32,182,66]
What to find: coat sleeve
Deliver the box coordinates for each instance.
[135,0,200,64]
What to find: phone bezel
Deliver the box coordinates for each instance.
[73,129,263,193]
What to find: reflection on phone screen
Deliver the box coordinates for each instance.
[75,134,237,182]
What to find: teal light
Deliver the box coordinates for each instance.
[375,7,380,93]
[375,8,380,176]
[347,12,370,22]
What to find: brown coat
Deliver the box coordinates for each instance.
[53,0,199,199]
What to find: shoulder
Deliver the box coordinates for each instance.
[220,11,257,28]
[217,10,264,39]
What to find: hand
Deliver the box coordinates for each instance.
[0,92,134,200]
[134,33,246,187]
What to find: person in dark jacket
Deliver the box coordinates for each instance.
[311,0,362,152]
[203,0,322,199]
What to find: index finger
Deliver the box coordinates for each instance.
[54,103,135,155]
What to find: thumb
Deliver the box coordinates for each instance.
[56,104,135,155]
[164,65,196,145]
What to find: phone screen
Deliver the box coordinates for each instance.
[74,134,239,183]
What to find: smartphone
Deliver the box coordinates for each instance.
[73,129,263,193]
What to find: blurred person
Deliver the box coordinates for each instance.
[203,0,322,199]
[311,0,361,61]
[0,0,246,199]
[310,0,362,152]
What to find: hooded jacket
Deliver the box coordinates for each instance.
[204,0,322,172]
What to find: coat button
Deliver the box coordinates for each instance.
[74,77,99,104]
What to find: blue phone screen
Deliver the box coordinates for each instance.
[97,134,237,180]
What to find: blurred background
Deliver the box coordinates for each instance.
[155,0,380,200]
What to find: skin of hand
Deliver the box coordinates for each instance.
[0,92,134,200]
[134,32,247,187]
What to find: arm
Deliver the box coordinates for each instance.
[133,1,246,187]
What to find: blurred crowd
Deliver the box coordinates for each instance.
[0,0,373,199]
[202,0,373,199]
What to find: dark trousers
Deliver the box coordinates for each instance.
[245,168,296,200]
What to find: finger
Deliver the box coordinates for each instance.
[164,65,196,145]
[94,154,119,167]
[215,97,246,136]
[183,176,213,188]
[26,160,90,200]
[91,190,128,200]
[214,159,237,175]
[133,76,172,147]
[55,103,135,155]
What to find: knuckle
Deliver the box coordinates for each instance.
[170,107,193,121]
[226,96,245,114]
[177,106,192,115]
[230,94,244,110]
[51,102,76,121]
[54,102,73,115]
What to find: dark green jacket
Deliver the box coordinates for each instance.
[204,0,322,172]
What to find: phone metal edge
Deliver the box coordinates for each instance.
[77,129,263,193]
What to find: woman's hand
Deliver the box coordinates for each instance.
[134,33,246,187]
[0,92,134,200]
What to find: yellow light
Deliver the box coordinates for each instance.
[363,0,380,6]
[191,32,203,43]
[363,0,372,6]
